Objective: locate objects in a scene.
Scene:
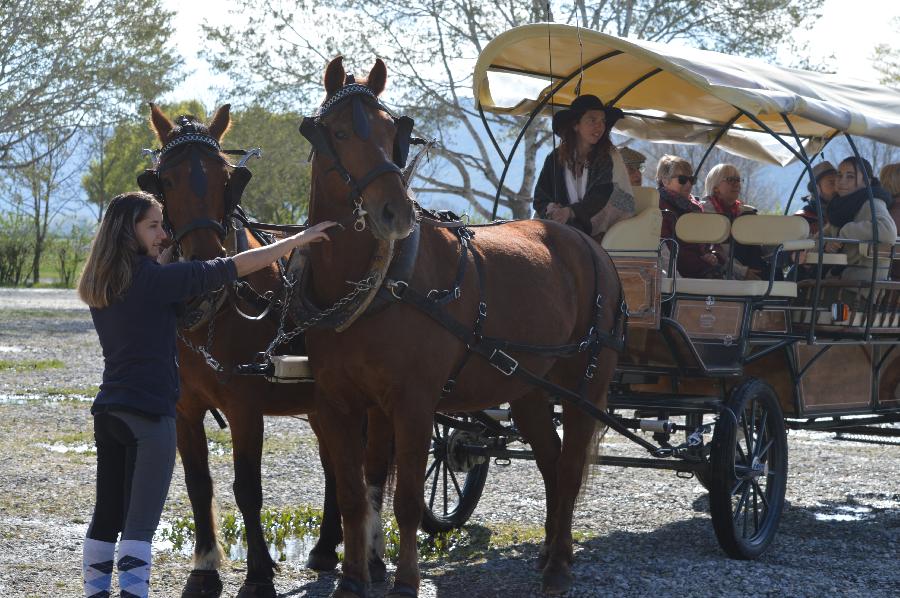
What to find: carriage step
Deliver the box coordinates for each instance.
[266,355,314,383]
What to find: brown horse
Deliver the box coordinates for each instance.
[304,57,622,596]
[146,104,392,598]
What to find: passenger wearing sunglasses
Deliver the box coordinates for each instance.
[701,164,764,280]
[533,95,635,239]
[656,154,723,278]
[826,156,896,281]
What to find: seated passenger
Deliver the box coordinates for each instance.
[877,162,900,279]
[619,146,647,188]
[827,157,897,280]
[533,94,635,238]
[795,160,839,235]
[656,155,722,278]
[701,164,763,280]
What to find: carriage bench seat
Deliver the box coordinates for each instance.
[660,277,798,298]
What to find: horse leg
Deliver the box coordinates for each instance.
[363,407,394,583]
[306,414,343,572]
[177,405,225,598]
[228,409,278,598]
[315,397,371,598]
[509,392,562,572]
[542,359,614,595]
[388,402,433,597]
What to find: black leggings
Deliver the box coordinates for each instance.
[86,410,177,543]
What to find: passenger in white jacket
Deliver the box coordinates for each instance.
[827,157,897,281]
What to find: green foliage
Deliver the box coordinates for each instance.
[873,18,900,86]
[50,225,93,288]
[0,359,65,372]
[0,211,33,286]
[226,106,312,223]
[0,0,182,168]
[81,101,208,220]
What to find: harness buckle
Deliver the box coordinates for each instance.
[388,280,408,300]
[489,349,518,376]
[478,302,487,318]
[441,379,456,395]
[584,362,597,380]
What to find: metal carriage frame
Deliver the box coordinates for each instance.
[415,24,900,560]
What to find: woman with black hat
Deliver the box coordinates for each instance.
[794,160,839,234]
[533,94,635,238]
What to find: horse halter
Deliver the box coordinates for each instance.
[299,79,415,231]
[137,119,255,245]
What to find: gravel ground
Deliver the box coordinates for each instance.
[1,288,899,597]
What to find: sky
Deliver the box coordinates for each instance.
[162,0,900,106]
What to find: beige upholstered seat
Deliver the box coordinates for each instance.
[660,277,798,297]
[731,214,809,245]
[632,186,660,213]
[675,212,731,244]
[602,206,663,256]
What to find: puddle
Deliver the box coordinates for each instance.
[38,442,95,454]
[155,520,323,562]
[0,393,93,405]
[813,506,870,522]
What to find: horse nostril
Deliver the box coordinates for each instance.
[382,203,395,224]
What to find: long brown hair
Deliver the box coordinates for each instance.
[557,116,612,170]
[77,192,162,308]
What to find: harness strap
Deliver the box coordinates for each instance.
[381,278,660,456]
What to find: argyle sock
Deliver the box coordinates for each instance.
[117,540,151,598]
[83,538,115,598]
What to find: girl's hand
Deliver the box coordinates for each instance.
[292,221,340,247]
[550,206,573,224]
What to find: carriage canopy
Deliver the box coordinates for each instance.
[473,24,900,165]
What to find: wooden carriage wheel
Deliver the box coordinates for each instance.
[709,378,788,559]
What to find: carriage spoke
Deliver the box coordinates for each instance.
[428,459,440,511]
[424,456,439,481]
[442,458,449,515]
[732,483,750,523]
[752,409,768,457]
[751,480,770,510]
[752,482,760,532]
[756,437,774,461]
[446,464,464,499]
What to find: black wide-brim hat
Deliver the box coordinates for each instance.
[551,94,625,136]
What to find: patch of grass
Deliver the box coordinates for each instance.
[41,385,99,398]
[0,308,88,320]
[0,359,65,372]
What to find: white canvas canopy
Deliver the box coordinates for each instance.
[473,24,900,166]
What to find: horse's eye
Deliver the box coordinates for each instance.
[334,130,350,141]
[161,178,174,189]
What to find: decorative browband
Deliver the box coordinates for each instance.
[160,133,221,157]
[316,83,378,118]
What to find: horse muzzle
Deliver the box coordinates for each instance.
[368,199,415,241]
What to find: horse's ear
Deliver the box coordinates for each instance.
[149,102,174,143]
[324,56,346,96]
[367,59,387,96]
[208,104,232,141]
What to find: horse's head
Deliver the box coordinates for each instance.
[302,56,416,241]
[145,104,242,261]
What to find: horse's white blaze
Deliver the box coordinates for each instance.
[367,484,385,559]
[193,543,224,570]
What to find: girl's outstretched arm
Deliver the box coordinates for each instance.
[232,221,339,277]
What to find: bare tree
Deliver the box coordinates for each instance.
[204,0,824,218]
[1,129,84,284]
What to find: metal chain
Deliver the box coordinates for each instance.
[258,272,382,363]
[177,311,221,372]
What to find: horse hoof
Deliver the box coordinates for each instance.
[533,549,549,572]
[181,569,223,598]
[541,563,573,596]
[368,556,388,583]
[332,576,368,598]
[386,581,418,597]
[236,580,276,598]
[306,550,340,572]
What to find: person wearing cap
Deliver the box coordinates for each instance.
[795,160,839,234]
[533,94,635,238]
[619,146,647,187]
[827,156,896,280]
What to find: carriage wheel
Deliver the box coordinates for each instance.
[685,413,712,490]
[708,378,787,560]
[420,418,490,535]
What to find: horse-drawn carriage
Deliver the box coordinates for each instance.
[146,24,900,598]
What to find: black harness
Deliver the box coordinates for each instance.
[137,121,254,244]
[299,79,418,230]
